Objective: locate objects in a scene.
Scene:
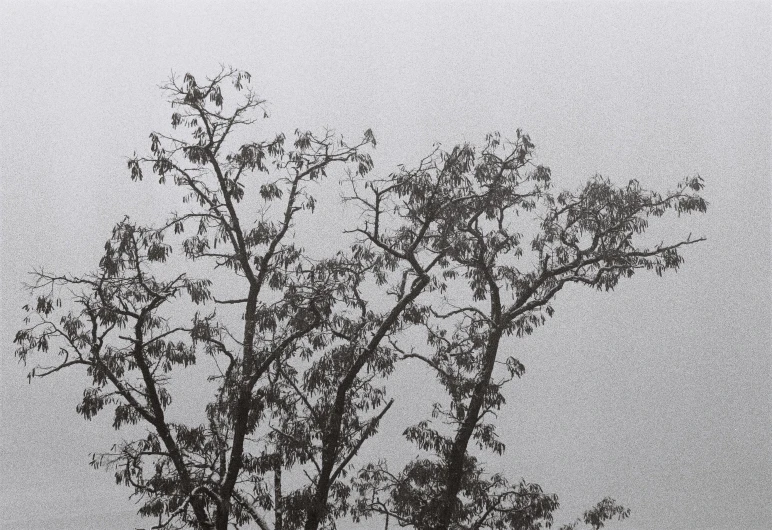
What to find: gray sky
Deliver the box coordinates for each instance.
[1,2,770,529]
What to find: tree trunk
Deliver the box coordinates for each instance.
[435,327,502,530]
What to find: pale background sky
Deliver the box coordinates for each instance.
[1,2,770,529]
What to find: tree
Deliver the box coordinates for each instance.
[14,67,706,530]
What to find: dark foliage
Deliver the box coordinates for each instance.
[15,68,705,530]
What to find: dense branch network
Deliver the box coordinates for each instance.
[15,68,705,530]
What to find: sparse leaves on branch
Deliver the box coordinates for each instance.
[15,67,705,530]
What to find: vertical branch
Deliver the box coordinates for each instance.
[274,452,283,530]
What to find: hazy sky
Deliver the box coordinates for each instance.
[1,2,770,530]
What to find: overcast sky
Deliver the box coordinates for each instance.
[1,2,770,530]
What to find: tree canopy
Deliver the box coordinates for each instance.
[14,67,706,530]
